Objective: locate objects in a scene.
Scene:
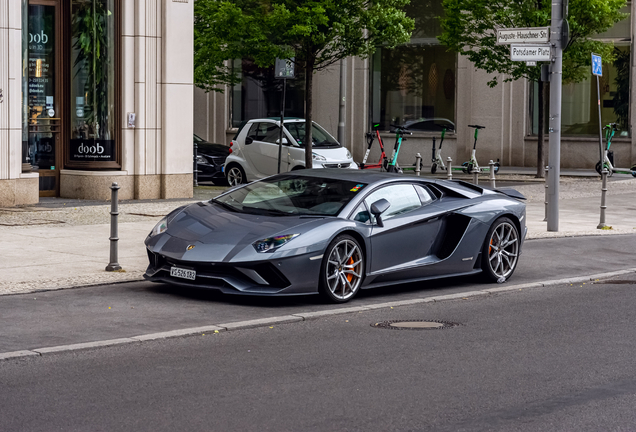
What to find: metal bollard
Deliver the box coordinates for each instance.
[193,142,199,187]
[597,168,608,229]
[447,157,453,180]
[489,160,496,188]
[543,166,549,222]
[415,153,421,176]
[473,167,479,185]
[105,183,122,271]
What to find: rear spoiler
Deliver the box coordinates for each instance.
[495,188,526,200]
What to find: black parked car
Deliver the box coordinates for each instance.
[194,134,229,185]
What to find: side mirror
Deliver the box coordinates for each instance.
[276,137,289,145]
[245,137,254,145]
[370,198,390,227]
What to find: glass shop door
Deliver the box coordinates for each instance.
[27,3,60,197]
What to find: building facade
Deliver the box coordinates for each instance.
[194,1,636,175]
[0,0,194,207]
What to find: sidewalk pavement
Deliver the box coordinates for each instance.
[1,172,635,297]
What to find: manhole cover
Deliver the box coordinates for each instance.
[372,320,461,330]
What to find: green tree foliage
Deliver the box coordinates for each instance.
[194,0,414,168]
[439,0,628,87]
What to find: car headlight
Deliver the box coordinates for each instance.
[346,149,352,159]
[149,216,168,238]
[252,234,300,253]
[312,153,326,161]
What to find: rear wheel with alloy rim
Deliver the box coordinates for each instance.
[481,217,520,282]
[319,235,364,303]
[226,165,246,186]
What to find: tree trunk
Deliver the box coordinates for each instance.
[536,80,549,178]
[304,56,315,169]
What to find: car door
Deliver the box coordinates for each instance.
[364,183,445,280]
[244,122,287,177]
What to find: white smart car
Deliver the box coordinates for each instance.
[224,118,357,186]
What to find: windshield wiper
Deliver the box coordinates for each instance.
[242,206,296,216]
[211,199,240,213]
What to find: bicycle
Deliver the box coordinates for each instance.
[462,125,500,174]
[595,123,636,177]
[359,124,387,170]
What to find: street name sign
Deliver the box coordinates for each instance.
[497,27,550,45]
[510,45,551,62]
[592,53,602,76]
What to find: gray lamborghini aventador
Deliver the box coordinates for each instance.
[144,169,527,303]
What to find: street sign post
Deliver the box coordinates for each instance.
[592,53,604,181]
[547,0,564,232]
[497,27,550,45]
[275,58,295,173]
[510,45,551,62]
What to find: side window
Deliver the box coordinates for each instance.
[261,124,282,144]
[364,184,422,222]
[247,123,259,141]
[414,185,435,205]
[351,202,372,225]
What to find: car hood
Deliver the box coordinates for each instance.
[312,146,352,161]
[146,202,322,262]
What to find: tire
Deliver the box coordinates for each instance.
[481,217,520,283]
[595,161,602,175]
[494,162,500,174]
[431,163,437,174]
[461,161,472,174]
[225,164,246,187]
[319,234,364,303]
[631,164,636,177]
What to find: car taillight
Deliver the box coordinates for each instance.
[229,148,233,153]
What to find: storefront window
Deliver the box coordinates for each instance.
[231,59,305,128]
[69,0,117,163]
[531,5,631,136]
[27,5,56,179]
[371,0,456,131]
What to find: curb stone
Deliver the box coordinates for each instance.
[2,268,635,362]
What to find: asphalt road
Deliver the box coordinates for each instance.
[2,272,636,431]
[1,235,635,353]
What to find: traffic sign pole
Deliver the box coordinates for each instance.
[547,0,564,232]
[592,54,604,173]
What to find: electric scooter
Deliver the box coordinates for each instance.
[595,123,636,177]
[359,124,387,170]
[462,125,500,174]
[384,124,412,173]
[431,127,451,174]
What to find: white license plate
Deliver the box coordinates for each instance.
[170,267,196,280]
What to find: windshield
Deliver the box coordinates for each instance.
[285,122,340,148]
[213,175,367,216]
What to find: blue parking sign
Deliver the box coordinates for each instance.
[592,53,602,76]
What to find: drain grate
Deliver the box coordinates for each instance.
[372,320,461,330]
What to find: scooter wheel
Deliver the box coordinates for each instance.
[431,163,437,174]
[494,162,500,174]
[631,165,636,177]
[461,161,471,174]
[595,161,602,175]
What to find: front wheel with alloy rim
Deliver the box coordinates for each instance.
[319,235,364,303]
[225,165,246,187]
[481,217,520,282]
